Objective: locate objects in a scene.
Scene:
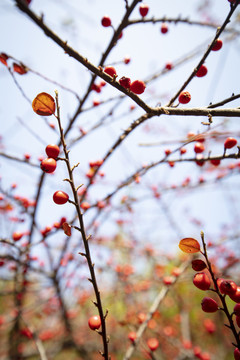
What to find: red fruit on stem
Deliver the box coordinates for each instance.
[119,76,131,89]
[201,297,218,313]
[236,315,240,328]
[234,303,240,316]
[124,56,131,64]
[210,159,221,166]
[130,80,146,95]
[194,142,205,154]
[234,348,240,360]
[196,155,205,167]
[104,66,117,77]
[139,3,149,17]
[224,137,237,149]
[147,338,159,351]
[219,280,237,295]
[101,15,111,27]
[40,158,57,173]
[193,272,211,291]
[165,62,173,70]
[180,147,187,155]
[161,23,168,34]
[88,315,101,330]
[196,65,208,77]
[178,91,191,104]
[53,191,69,205]
[81,201,90,210]
[128,331,137,342]
[192,259,207,271]
[45,144,60,159]
[229,287,240,303]
[137,312,147,324]
[212,39,222,51]
[12,232,23,241]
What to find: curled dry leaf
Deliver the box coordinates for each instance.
[62,222,72,236]
[32,92,56,116]
[179,238,200,253]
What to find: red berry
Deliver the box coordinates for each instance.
[91,83,101,93]
[165,62,173,70]
[224,137,237,149]
[40,158,57,173]
[192,259,207,271]
[119,76,131,89]
[234,348,240,360]
[178,91,191,104]
[196,65,208,77]
[88,315,101,330]
[81,201,90,210]
[204,318,216,333]
[210,159,221,166]
[196,155,205,166]
[45,144,60,159]
[128,331,137,342]
[236,315,240,328]
[201,297,218,313]
[124,56,131,64]
[93,99,100,107]
[101,16,111,27]
[194,142,205,154]
[219,279,237,295]
[137,312,147,324]
[139,3,149,17]
[161,23,168,34]
[193,272,211,291]
[147,338,159,351]
[130,80,146,95]
[24,153,31,160]
[53,191,69,205]
[212,39,222,51]
[12,232,23,241]
[104,66,117,78]
[180,147,187,155]
[165,149,171,156]
[234,303,240,316]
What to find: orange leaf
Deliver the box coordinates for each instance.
[179,238,200,253]
[13,63,28,75]
[32,92,56,116]
[62,222,71,236]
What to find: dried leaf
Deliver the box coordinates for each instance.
[13,63,28,75]
[32,92,56,116]
[179,238,200,253]
[62,222,71,236]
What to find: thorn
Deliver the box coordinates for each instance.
[78,252,86,257]
[76,184,84,191]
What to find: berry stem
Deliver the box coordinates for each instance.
[54,91,109,360]
[200,231,240,349]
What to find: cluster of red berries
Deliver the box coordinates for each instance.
[103,65,146,95]
[39,144,70,205]
[40,144,60,173]
[191,257,240,359]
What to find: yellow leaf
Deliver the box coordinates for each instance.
[179,238,200,253]
[32,92,55,116]
[62,222,71,236]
